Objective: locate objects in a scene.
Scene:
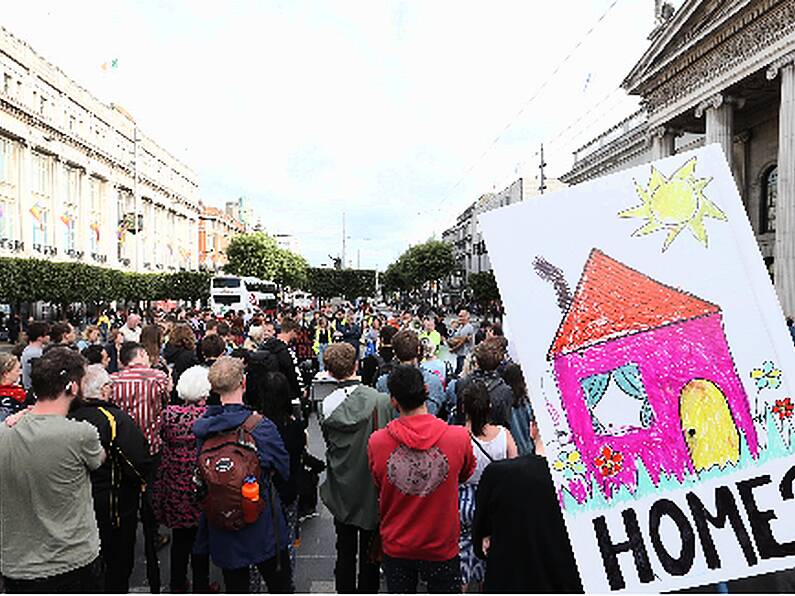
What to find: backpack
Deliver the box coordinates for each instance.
[195,414,266,531]
[374,353,396,382]
[245,347,282,407]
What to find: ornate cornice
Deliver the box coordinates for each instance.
[766,50,795,79]
[626,0,780,93]
[694,93,745,118]
[645,0,795,115]
[645,124,681,144]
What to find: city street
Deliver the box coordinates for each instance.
[129,413,337,593]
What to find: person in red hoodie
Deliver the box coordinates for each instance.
[368,364,476,593]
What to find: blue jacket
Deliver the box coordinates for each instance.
[192,404,290,569]
[376,366,444,416]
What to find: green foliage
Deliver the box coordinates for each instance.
[225,232,308,289]
[468,270,500,303]
[383,239,457,292]
[0,257,212,305]
[305,268,376,299]
[275,250,309,289]
[226,232,282,281]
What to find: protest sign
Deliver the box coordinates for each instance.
[480,144,795,592]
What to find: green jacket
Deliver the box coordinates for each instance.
[319,382,395,530]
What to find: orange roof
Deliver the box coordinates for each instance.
[548,249,719,358]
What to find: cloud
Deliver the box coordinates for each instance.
[4,0,659,269]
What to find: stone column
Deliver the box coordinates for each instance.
[649,125,677,160]
[695,93,744,169]
[18,139,32,257]
[768,53,795,316]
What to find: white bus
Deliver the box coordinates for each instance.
[209,276,278,316]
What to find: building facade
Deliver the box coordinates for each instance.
[198,205,244,271]
[562,0,795,315]
[0,26,200,272]
[442,175,565,299]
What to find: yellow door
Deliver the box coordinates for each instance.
[680,379,740,472]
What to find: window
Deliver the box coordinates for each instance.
[213,277,241,289]
[212,295,239,306]
[0,137,6,182]
[31,153,52,246]
[3,73,10,95]
[63,167,80,253]
[32,153,52,195]
[580,363,654,436]
[761,165,778,233]
[0,137,17,243]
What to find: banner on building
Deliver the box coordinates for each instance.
[480,144,795,592]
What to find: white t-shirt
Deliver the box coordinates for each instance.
[466,426,508,486]
[120,325,141,343]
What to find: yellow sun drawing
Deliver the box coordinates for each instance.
[618,157,727,252]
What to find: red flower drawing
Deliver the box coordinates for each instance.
[594,446,623,477]
[772,398,794,420]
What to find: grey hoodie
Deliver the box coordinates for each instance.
[319,382,395,530]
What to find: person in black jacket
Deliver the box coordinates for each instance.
[253,371,307,571]
[360,325,397,387]
[71,363,154,594]
[259,318,304,402]
[472,423,582,593]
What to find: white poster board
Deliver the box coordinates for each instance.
[480,145,795,592]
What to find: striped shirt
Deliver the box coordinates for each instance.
[110,365,169,455]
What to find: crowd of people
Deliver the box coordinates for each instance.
[0,299,581,594]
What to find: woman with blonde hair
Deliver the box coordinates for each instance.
[0,352,26,421]
[76,325,100,352]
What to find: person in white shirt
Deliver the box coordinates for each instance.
[120,314,142,343]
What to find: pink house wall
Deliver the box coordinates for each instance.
[553,312,758,497]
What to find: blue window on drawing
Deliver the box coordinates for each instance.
[580,363,654,436]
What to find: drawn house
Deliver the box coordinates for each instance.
[546,249,759,498]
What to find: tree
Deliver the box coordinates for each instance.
[381,259,412,293]
[0,257,212,307]
[383,239,457,292]
[305,268,376,299]
[468,270,500,303]
[275,249,309,289]
[404,240,457,285]
[225,232,283,281]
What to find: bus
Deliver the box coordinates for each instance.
[209,275,278,317]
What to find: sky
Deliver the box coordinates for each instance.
[3,1,673,270]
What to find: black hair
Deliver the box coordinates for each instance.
[229,347,250,362]
[50,322,72,344]
[31,347,86,400]
[202,334,226,359]
[502,363,529,408]
[462,381,491,437]
[119,341,146,366]
[380,325,398,345]
[27,321,50,342]
[259,372,292,426]
[82,344,107,365]
[387,365,427,411]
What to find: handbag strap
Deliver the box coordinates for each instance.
[470,431,495,463]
